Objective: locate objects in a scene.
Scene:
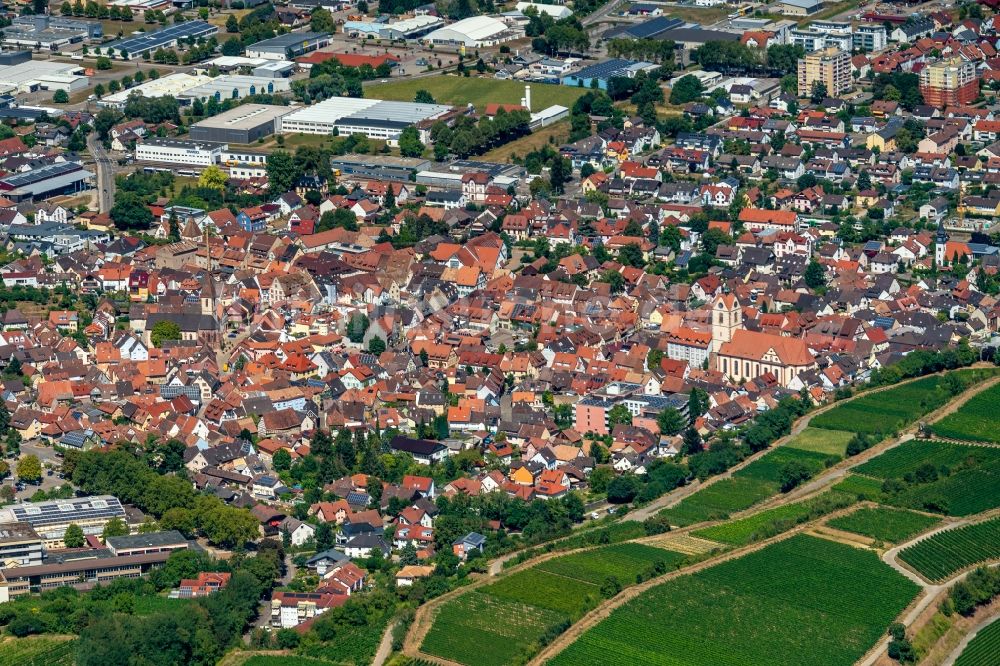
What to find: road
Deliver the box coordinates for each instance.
[88,133,115,214]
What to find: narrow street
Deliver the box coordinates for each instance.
[87,133,115,214]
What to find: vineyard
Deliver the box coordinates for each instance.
[954,618,1000,666]
[810,375,953,435]
[826,507,940,543]
[243,657,337,666]
[421,592,568,666]
[852,440,1000,516]
[0,637,76,666]
[734,446,839,485]
[931,382,1000,443]
[898,517,1000,582]
[657,477,776,526]
[832,474,885,500]
[534,543,686,585]
[549,535,919,666]
[692,492,854,546]
[421,542,686,665]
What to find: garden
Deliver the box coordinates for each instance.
[826,506,940,544]
[549,534,920,666]
[898,517,1000,582]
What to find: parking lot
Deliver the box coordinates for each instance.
[4,439,70,501]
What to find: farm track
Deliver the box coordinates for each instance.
[529,504,864,666]
[400,369,1000,666]
[941,611,1000,666]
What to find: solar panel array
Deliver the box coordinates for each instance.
[106,20,217,54]
[0,161,82,188]
[11,495,125,528]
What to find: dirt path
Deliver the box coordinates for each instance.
[941,608,1000,666]
[372,619,398,666]
[403,370,1000,666]
[530,506,863,665]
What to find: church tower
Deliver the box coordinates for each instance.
[935,219,949,267]
[711,292,741,353]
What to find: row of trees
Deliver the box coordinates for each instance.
[67,449,260,548]
[60,0,133,20]
[429,108,531,161]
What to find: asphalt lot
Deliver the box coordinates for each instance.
[4,440,70,501]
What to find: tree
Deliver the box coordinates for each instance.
[398,126,424,157]
[198,164,227,191]
[96,56,112,70]
[778,460,811,492]
[273,448,292,471]
[16,454,41,483]
[368,337,386,354]
[315,522,334,551]
[669,74,705,105]
[53,89,69,104]
[607,404,632,427]
[606,474,641,503]
[110,191,153,231]
[226,14,238,31]
[804,258,826,289]
[310,8,335,33]
[94,83,106,99]
[150,320,181,347]
[681,428,702,455]
[701,227,732,256]
[266,151,302,195]
[810,81,828,104]
[657,408,685,436]
[414,89,435,104]
[0,460,8,479]
[64,523,85,548]
[102,516,129,542]
[347,313,369,344]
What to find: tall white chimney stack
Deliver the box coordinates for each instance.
[525,85,531,112]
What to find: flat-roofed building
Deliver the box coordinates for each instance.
[190,104,294,144]
[106,530,189,557]
[920,58,977,109]
[245,31,331,60]
[797,46,850,97]
[0,495,126,548]
[0,522,43,568]
[0,549,180,600]
[103,20,218,60]
[135,137,227,167]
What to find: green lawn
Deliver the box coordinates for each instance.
[366,75,586,111]
[785,428,854,456]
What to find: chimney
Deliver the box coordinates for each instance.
[524,85,531,112]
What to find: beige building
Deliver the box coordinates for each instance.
[797,46,850,97]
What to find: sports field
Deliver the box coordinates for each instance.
[366,76,586,111]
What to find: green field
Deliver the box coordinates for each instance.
[692,492,854,546]
[955,618,1000,666]
[422,542,686,665]
[0,637,76,666]
[366,76,586,111]
[421,592,568,666]
[811,375,954,435]
[853,440,1000,516]
[832,474,886,500]
[734,446,838,485]
[132,595,194,615]
[898,517,1000,582]
[827,507,941,543]
[535,543,687,585]
[549,534,920,666]
[244,657,338,666]
[784,427,855,456]
[658,477,776,527]
[932,383,1000,443]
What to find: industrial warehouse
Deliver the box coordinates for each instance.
[189,104,294,144]
[422,16,516,47]
[342,15,444,40]
[277,97,455,144]
[0,59,88,94]
[244,32,331,60]
[103,20,219,59]
[98,72,289,108]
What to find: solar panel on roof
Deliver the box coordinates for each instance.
[107,20,217,52]
[0,162,81,188]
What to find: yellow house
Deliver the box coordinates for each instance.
[855,191,879,208]
[865,131,896,152]
[509,465,535,486]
